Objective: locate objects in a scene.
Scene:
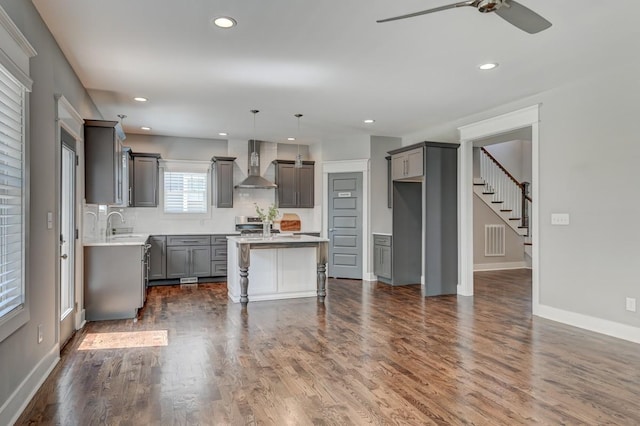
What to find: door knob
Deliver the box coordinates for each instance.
[60,254,68,259]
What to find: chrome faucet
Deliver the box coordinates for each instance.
[105,211,125,238]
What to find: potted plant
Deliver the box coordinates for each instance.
[254,203,279,237]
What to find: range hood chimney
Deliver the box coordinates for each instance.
[234,140,277,189]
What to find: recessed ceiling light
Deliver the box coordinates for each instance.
[364,119,375,124]
[212,16,237,29]
[288,137,295,141]
[479,63,498,70]
[218,132,228,136]
[134,97,148,102]
[141,126,151,131]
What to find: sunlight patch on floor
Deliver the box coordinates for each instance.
[78,330,168,350]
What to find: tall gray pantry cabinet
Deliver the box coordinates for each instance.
[388,141,459,296]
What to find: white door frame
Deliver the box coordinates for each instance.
[322,159,373,281]
[457,105,540,313]
[55,95,86,339]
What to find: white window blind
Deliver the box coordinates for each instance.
[164,171,207,214]
[0,65,25,320]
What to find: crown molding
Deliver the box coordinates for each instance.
[0,6,37,58]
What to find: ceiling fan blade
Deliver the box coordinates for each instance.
[495,0,552,34]
[377,1,475,23]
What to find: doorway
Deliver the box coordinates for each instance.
[59,128,76,347]
[328,172,363,279]
[458,105,540,313]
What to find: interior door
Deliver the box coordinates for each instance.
[328,172,362,279]
[60,128,76,347]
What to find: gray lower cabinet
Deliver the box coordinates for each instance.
[148,235,166,280]
[211,156,236,208]
[131,153,160,207]
[373,234,392,282]
[210,234,229,276]
[84,245,145,320]
[166,235,211,278]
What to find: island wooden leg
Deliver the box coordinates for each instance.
[239,267,249,305]
[317,241,328,302]
[238,243,251,305]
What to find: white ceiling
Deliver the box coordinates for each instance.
[32,0,640,144]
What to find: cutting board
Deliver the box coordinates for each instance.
[279,213,301,231]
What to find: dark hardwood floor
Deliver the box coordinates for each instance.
[17,269,640,425]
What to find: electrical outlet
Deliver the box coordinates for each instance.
[551,213,570,226]
[37,324,43,343]
[626,297,637,312]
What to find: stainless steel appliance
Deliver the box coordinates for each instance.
[235,216,279,235]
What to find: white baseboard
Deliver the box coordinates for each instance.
[536,304,640,344]
[474,261,528,271]
[0,344,60,426]
[457,284,473,297]
[363,272,377,282]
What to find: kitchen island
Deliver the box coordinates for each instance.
[226,234,329,305]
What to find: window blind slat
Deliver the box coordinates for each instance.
[163,171,207,214]
[0,61,25,323]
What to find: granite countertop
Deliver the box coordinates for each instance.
[83,233,150,247]
[227,233,329,245]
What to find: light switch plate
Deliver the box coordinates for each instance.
[551,213,570,226]
[626,297,637,312]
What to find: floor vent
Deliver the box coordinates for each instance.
[180,277,198,284]
[485,224,505,257]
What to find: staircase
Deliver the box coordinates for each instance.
[474,148,532,246]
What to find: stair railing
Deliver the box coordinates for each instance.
[479,147,532,236]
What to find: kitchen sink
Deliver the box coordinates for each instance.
[109,234,147,240]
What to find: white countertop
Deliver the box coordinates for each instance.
[372,232,392,236]
[83,233,150,247]
[227,234,329,244]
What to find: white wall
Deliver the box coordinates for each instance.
[0,1,102,422]
[406,63,640,330]
[485,139,532,183]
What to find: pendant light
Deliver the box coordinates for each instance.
[294,113,303,168]
[250,109,260,167]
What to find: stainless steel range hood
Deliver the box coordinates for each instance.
[235,140,277,189]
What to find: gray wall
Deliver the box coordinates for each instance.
[405,63,640,328]
[124,133,227,160]
[0,0,101,416]
[370,136,401,234]
[321,134,370,161]
[473,195,525,266]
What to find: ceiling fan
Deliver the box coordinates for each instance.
[377,0,552,34]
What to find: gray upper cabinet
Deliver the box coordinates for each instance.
[273,160,315,208]
[211,156,236,208]
[148,235,166,280]
[391,146,423,181]
[131,153,160,207]
[84,120,126,205]
[386,155,392,208]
